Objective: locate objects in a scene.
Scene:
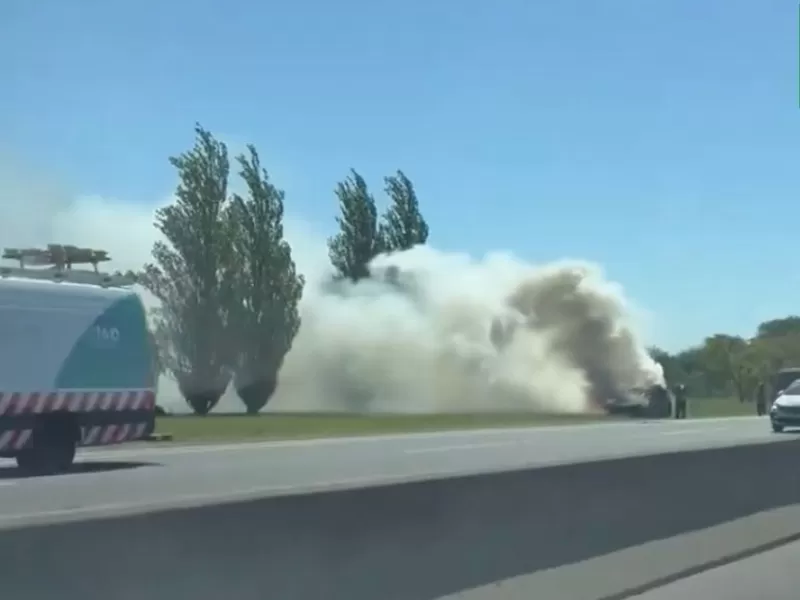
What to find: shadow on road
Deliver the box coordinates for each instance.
[0,460,158,480]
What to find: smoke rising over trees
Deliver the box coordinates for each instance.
[138,125,797,415]
[144,127,434,414]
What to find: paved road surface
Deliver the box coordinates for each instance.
[437,504,800,600]
[630,537,800,600]
[0,415,785,528]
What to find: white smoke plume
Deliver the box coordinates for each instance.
[275,248,664,414]
[0,158,664,413]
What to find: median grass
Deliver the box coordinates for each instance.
[153,412,612,443]
[151,396,756,443]
[688,396,756,418]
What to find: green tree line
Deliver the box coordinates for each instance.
[649,316,800,401]
[139,125,429,414]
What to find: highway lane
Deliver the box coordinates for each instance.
[0,415,787,528]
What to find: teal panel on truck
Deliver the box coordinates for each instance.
[55,292,152,390]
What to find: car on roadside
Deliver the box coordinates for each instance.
[603,384,674,419]
[769,379,800,432]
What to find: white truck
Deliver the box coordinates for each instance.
[0,244,158,473]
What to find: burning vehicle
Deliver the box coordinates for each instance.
[602,384,674,418]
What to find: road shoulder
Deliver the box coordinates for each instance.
[438,503,800,600]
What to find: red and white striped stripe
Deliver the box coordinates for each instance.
[0,389,155,416]
[0,429,33,452]
[0,422,149,452]
[81,422,148,447]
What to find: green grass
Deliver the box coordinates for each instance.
[154,412,613,443]
[152,397,754,444]
[688,396,758,418]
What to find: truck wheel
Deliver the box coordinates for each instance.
[772,422,784,433]
[49,436,77,472]
[15,449,39,472]
[15,429,77,474]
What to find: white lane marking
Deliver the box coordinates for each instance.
[0,427,771,528]
[405,441,515,455]
[0,469,484,528]
[81,417,760,460]
[403,425,735,454]
[88,425,619,456]
[0,421,775,527]
[404,424,744,454]
[659,427,727,436]
[0,481,17,487]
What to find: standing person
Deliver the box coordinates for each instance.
[674,384,688,419]
[755,381,766,416]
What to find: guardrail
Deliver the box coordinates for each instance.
[2,439,800,600]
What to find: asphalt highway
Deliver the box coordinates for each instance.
[0,415,786,528]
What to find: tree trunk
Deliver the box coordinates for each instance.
[235,376,278,415]
[176,371,231,415]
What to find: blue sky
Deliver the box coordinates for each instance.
[1,0,798,352]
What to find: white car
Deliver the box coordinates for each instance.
[769,379,800,432]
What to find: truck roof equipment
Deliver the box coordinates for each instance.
[1,244,136,288]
